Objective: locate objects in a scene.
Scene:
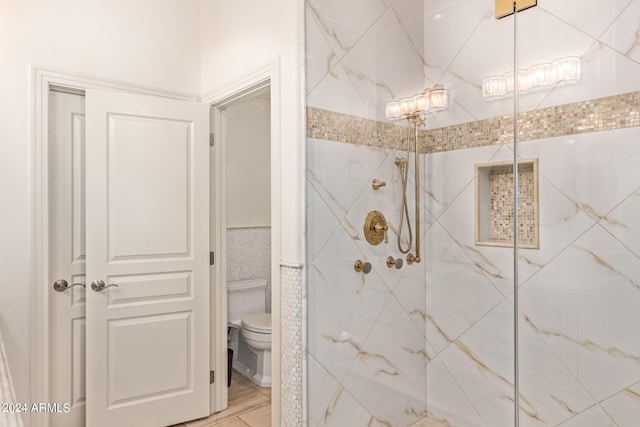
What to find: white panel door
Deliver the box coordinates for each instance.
[85,90,209,427]
[49,90,87,427]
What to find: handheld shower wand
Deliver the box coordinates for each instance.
[395,132,412,255]
[395,116,421,264]
[386,84,447,265]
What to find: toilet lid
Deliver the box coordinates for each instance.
[241,312,271,334]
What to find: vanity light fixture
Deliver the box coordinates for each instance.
[385,84,449,121]
[384,84,449,265]
[482,56,581,99]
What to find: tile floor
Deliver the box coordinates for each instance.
[170,374,271,427]
[168,375,445,427]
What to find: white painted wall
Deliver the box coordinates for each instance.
[0,0,201,420]
[200,0,305,264]
[225,97,271,228]
[1,1,305,424]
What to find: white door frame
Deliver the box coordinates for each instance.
[30,67,206,427]
[202,57,281,427]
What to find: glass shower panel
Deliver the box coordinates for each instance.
[421,2,518,426]
[305,0,429,425]
[516,2,640,426]
[305,0,524,426]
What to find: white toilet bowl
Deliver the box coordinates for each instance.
[238,312,271,387]
[227,280,272,387]
[241,312,272,350]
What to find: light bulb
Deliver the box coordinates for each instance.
[482,76,506,98]
[429,88,448,111]
[385,100,403,120]
[555,57,581,82]
[414,92,430,114]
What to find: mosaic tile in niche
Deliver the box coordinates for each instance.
[476,160,538,249]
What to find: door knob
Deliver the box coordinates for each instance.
[90,279,119,292]
[53,279,86,292]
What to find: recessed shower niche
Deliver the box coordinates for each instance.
[475,158,539,249]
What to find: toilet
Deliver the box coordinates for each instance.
[227,279,272,387]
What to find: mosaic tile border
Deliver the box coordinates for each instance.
[307,91,640,153]
[280,265,303,427]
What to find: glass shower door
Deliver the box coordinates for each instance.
[516,2,640,426]
[421,1,519,425]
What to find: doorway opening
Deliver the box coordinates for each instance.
[209,84,274,425]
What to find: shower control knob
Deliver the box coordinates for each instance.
[386,256,403,269]
[354,260,372,274]
[372,179,386,190]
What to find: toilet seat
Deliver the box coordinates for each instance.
[241,312,271,334]
[240,312,271,352]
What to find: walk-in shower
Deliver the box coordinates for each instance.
[306,0,640,425]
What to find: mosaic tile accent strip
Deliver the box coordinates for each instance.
[307,91,640,153]
[227,227,272,312]
[280,265,303,427]
[307,106,409,151]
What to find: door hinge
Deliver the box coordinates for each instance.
[209,133,215,147]
[210,251,215,266]
[210,370,215,384]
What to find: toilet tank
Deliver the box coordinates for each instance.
[227,279,268,324]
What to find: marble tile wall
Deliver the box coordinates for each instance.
[307,138,429,427]
[424,126,640,426]
[306,0,640,426]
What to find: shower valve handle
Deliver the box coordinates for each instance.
[364,211,389,245]
[374,223,388,243]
